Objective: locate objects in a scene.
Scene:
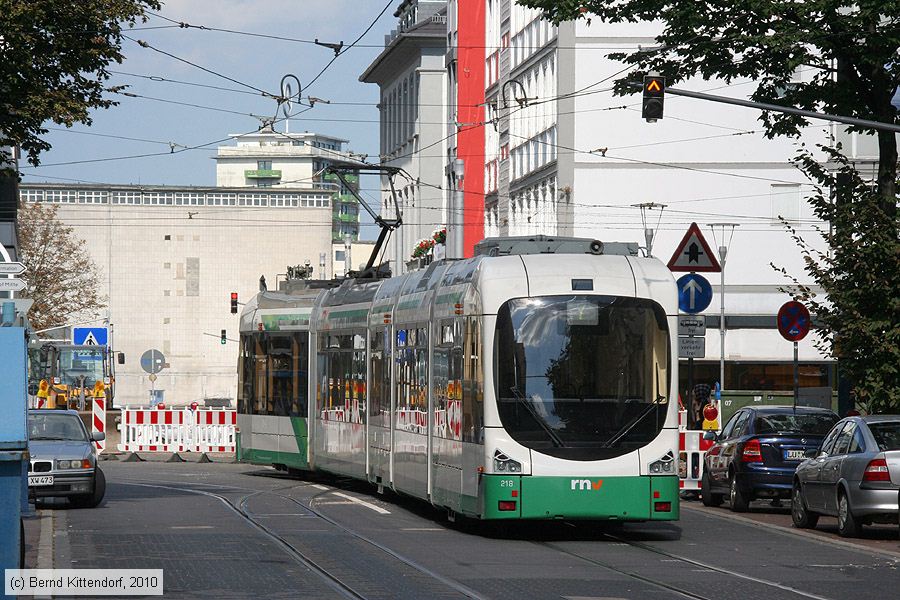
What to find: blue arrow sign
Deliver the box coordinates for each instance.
[73,327,108,346]
[676,273,713,314]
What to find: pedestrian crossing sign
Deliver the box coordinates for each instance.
[73,327,108,346]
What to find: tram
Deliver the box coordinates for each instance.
[238,236,680,521]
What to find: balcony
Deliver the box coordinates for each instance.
[244,169,282,179]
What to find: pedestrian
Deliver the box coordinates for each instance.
[691,383,711,430]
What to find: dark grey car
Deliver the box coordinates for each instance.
[28,409,106,508]
[792,415,900,537]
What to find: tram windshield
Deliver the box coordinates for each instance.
[496,296,670,460]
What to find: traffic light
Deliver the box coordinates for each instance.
[220,329,227,345]
[230,292,238,314]
[642,75,665,122]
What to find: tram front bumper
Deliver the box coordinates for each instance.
[481,474,679,520]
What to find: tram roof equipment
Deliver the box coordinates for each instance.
[474,235,639,257]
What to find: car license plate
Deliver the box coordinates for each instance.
[784,450,805,461]
[28,475,54,487]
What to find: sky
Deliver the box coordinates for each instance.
[19,0,396,235]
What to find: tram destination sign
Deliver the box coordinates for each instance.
[678,336,706,358]
[678,315,706,336]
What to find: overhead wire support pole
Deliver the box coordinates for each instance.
[631,83,900,133]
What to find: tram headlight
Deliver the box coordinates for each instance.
[493,449,522,474]
[649,450,676,475]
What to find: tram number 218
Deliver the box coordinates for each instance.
[499,480,515,487]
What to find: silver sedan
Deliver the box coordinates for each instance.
[792,415,900,537]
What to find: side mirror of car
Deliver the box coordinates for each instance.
[91,431,106,442]
[702,431,718,442]
[803,448,818,459]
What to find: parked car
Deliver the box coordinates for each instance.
[27,409,106,508]
[792,415,900,537]
[701,406,839,512]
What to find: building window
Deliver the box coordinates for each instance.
[258,160,272,170]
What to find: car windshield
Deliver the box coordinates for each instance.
[29,413,88,441]
[495,295,670,461]
[754,413,837,435]
[868,422,900,451]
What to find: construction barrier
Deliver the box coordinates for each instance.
[678,409,715,492]
[92,382,106,453]
[117,407,236,453]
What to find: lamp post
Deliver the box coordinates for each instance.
[708,223,739,392]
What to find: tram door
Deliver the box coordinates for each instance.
[367,327,392,485]
[431,321,464,508]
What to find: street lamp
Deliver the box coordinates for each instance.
[708,223,739,393]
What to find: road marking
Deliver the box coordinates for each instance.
[401,528,445,531]
[170,525,214,529]
[330,491,390,514]
[310,484,330,490]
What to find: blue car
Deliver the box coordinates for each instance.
[701,406,839,512]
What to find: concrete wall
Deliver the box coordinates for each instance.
[50,202,333,407]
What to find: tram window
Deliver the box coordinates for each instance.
[253,335,268,414]
[269,335,292,417]
[317,330,367,424]
[462,317,484,443]
[494,296,669,460]
[369,329,390,427]
[396,324,428,432]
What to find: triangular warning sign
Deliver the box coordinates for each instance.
[82,332,99,346]
[667,222,722,273]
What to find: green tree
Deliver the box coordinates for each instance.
[0,0,161,169]
[16,200,106,332]
[521,0,900,409]
[774,144,900,412]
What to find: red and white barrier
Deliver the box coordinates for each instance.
[678,410,715,491]
[92,393,106,453]
[117,407,236,453]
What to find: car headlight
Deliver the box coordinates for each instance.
[493,449,522,473]
[57,459,92,469]
[649,450,676,474]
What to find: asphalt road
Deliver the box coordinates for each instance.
[26,458,900,600]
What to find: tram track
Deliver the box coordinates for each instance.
[535,526,835,600]
[118,478,487,600]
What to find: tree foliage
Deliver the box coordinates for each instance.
[16,201,106,332]
[519,0,900,211]
[773,145,900,413]
[0,0,161,169]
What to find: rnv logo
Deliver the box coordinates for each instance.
[570,479,603,491]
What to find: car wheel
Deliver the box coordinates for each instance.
[790,481,819,529]
[729,473,750,513]
[837,490,861,538]
[701,471,724,507]
[70,468,106,509]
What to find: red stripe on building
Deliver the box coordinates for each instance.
[457,0,485,257]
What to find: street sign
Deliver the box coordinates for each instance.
[676,273,713,314]
[140,349,166,375]
[0,262,26,275]
[667,222,722,272]
[678,315,707,336]
[678,336,706,358]
[0,278,26,292]
[73,327,108,346]
[777,301,811,342]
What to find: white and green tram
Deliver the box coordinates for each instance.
[238,236,679,521]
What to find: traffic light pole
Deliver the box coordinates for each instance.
[653,85,900,134]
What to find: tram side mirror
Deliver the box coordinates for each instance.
[702,431,718,442]
[117,352,125,365]
[803,448,819,459]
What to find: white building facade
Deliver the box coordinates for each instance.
[360,0,448,275]
[19,184,337,407]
